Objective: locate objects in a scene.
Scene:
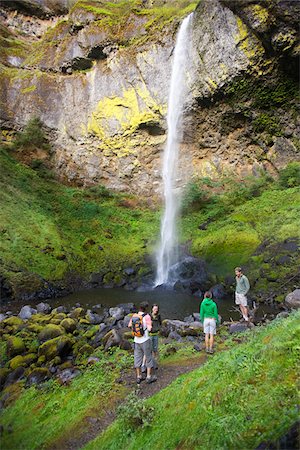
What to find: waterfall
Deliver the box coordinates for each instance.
[155,14,193,287]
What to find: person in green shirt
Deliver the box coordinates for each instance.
[200,291,219,354]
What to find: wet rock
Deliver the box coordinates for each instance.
[7,336,25,357]
[86,310,104,325]
[38,324,66,342]
[38,335,74,361]
[36,302,52,314]
[193,313,201,321]
[123,314,132,328]
[123,267,135,276]
[168,331,182,341]
[52,306,67,314]
[116,303,136,315]
[0,313,7,322]
[193,343,202,352]
[27,368,50,386]
[276,311,289,320]
[109,307,125,321]
[184,315,195,324]
[285,289,300,309]
[119,340,132,351]
[60,318,77,333]
[211,284,226,299]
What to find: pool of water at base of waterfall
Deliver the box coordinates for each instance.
[0,287,279,322]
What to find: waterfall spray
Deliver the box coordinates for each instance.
[155,14,193,287]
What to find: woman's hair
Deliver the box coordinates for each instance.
[139,301,149,312]
[204,291,212,299]
[152,304,159,311]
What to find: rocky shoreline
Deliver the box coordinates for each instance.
[1,289,299,407]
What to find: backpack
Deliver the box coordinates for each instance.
[131,313,145,337]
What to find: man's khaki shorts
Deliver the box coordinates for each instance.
[235,293,248,306]
[134,339,153,368]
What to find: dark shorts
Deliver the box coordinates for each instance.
[134,339,153,368]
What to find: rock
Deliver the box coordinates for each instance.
[27,368,50,386]
[0,313,7,322]
[165,346,177,356]
[102,329,121,351]
[193,343,202,352]
[6,336,25,357]
[184,315,195,324]
[52,306,67,314]
[86,310,103,325]
[119,340,132,351]
[123,267,135,276]
[0,368,10,389]
[3,316,23,329]
[168,331,182,341]
[109,307,125,321]
[210,284,226,299]
[276,311,289,320]
[123,314,132,328]
[229,322,252,333]
[18,305,37,320]
[4,367,25,387]
[116,303,136,315]
[56,368,81,385]
[69,307,85,319]
[60,318,77,333]
[38,324,66,342]
[9,355,26,370]
[38,335,74,361]
[285,289,300,309]
[192,313,201,321]
[78,344,94,356]
[87,357,100,364]
[36,302,52,314]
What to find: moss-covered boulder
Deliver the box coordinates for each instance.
[69,308,85,319]
[38,324,66,342]
[52,313,67,321]
[38,335,74,361]
[23,353,38,366]
[3,316,23,329]
[0,368,10,388]
[6,336,26,357]
[78,344,94,356]
[26,368,50,386]
[60,318,77,333]
[9,355,26,370]
[27,323,43,333]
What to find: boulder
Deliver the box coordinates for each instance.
[78,344,94,356]
[4,367,25,388]
[0,368,10,389]
[102,329,121,351]
[69,307,85,319]
[3,316,23,329]
[38,324,66,342]
[7,336,25,357]
[123,314,132,328]
[52,306,67,314]
[56,368,81,385]
[60,318,77,333]
[109,307,125,321]
[9,355,26,370]
[19,305,37,320]
[285,289,300,309]
[36,302,52,314]
[38,335,74,361]
[27,368,50,386]
[229,322,254,333]
[86,310,104,325]
[0,313,7,322]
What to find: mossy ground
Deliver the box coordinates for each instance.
[0,147,159,294]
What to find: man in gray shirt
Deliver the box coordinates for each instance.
[235,267,250,321]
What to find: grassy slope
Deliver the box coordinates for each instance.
[85,311,300,450]
[0,148,159,290]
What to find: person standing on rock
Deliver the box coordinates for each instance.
[235,267,250,322]
[129,301,157,385]
[200,291,219,354]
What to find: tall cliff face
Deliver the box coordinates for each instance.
[0,0,299,197]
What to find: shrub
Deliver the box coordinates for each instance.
[117,392,155,433]
[13,117,50,152]
[278,162,300,188]
[182,177,214,213]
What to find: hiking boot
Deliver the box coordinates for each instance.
[209,349,214,354]
[146,375,157,384]
[136,377,142,385]
[205,348,210,354]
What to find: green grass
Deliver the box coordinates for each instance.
[0,349,132,450]
[182,184,300,276]
[0,148,159,291]
[85,311,300,450]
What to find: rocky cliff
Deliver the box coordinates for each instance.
[0,0,299,197]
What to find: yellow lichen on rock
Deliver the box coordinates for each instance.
[87,86,165,157]
[234,17,265,63]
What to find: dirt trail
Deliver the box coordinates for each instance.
[48,355,207,450]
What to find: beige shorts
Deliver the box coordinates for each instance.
[235,293,248,306]
[203,318,216,335]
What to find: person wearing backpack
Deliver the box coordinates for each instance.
[128,301,157,385]
[200,291,219,354]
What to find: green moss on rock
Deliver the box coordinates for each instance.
[38,324,66,342]
[7,336,26,358]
